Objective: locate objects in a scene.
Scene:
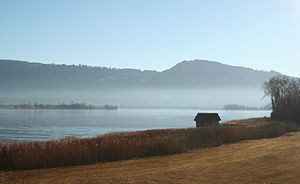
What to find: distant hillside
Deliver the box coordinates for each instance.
[157,60,279,87]
[0,59,280,91]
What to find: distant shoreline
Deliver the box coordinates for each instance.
[0,107,272,111]
[0,103,118,110]
[0,106,272,111]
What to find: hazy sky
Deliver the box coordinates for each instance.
[1,0,300,76]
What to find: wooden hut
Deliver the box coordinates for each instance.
[194,113,221,127]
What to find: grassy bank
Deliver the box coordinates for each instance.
[0,118,298,170]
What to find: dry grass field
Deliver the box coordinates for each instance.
[1,131,300,184]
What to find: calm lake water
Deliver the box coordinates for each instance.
[0,109,271,142]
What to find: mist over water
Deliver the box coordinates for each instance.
[0,87,270,142]
[0,87,268,108]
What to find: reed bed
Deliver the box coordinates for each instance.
[0,119,296,170]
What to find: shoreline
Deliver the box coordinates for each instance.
[1,117,298,170]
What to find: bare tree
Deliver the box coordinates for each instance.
[263,75,300,123]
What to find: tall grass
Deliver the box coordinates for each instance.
[0,119,297,170]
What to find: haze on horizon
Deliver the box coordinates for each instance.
[1,0,300,77]
[0,59,275,108]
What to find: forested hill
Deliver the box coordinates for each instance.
[0,59,280,91]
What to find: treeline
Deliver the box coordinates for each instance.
[263,75,300,123]
[224,104,271,110]
[0,102,118,110]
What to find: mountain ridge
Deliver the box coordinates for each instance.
[0,59,280,91]
[0,59,277,73]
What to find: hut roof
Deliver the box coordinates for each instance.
[194,113,221,122]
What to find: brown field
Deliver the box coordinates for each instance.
[1,131,300,184]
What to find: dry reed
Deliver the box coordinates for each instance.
[0,119,297,170]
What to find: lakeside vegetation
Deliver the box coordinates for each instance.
[0,118,298,170]
[264,75,300,124]
[0,102,118,110]
[223,104,271,110]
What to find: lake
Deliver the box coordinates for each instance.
[0,109,271,142]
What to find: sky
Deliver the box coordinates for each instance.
[1,0,300,76]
